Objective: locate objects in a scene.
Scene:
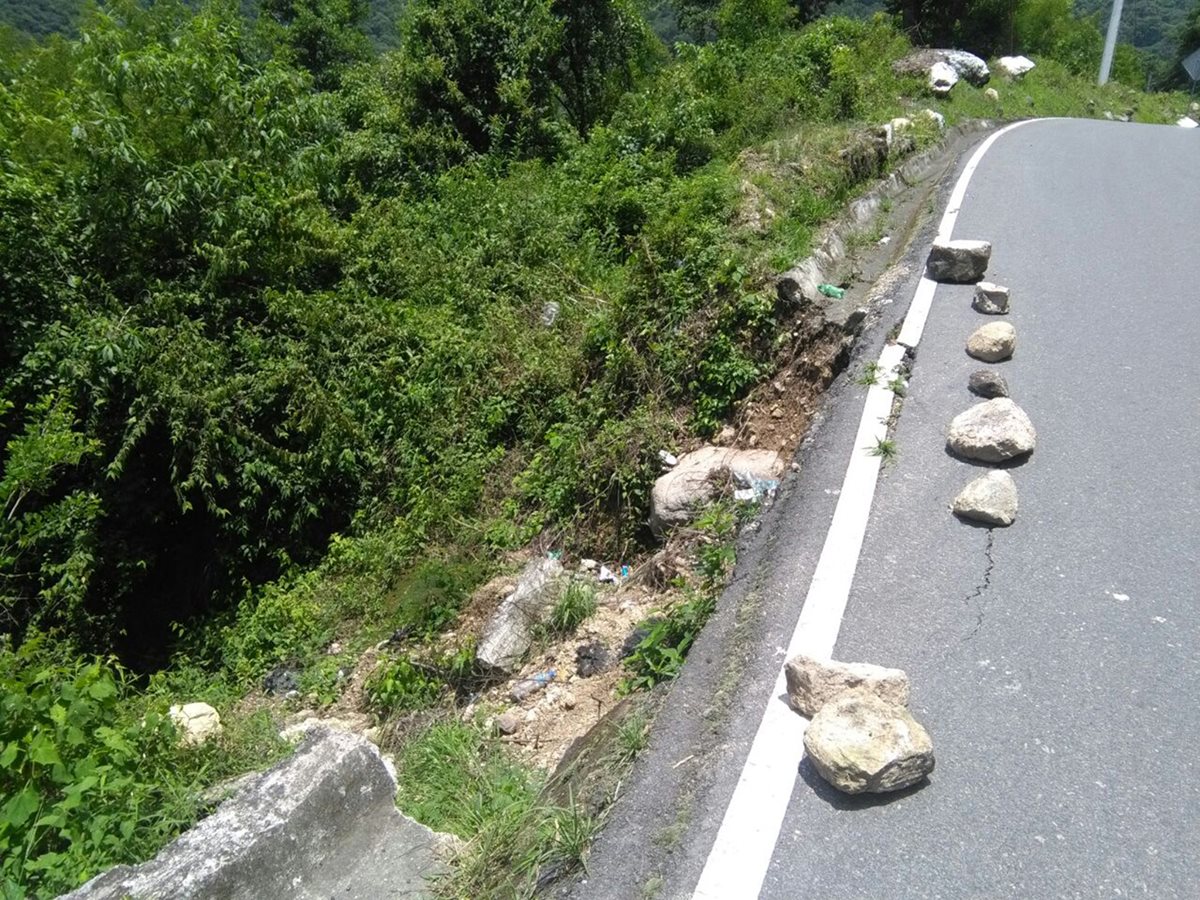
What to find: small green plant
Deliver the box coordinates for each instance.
[854,361,882,386]
[615,711,651,763]
[540,580,599,638]
[365,657,444,714]
[886,376,907,397]
[868,437,897,462]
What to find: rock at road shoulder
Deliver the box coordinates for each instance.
[968,369,1009,399]
[893,49,990,87]
[947,398,1036,462]
[972,282,1010,315]
[63,727,455,900]
[649,445,783,535]
[803,690,935,794]
[997,55,1036,78]
[952,470,1019,526]
[784,655,910,718]
[966,321,1016,362]
[476,557,564,674]
[926,239,991,283]
[928,61,958,96]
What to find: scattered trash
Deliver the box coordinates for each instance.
[818,283,846,299]
[579,558,599,571]
[575,641,611,678]
[597,565,618,583]
[547,549,563,560]
[263,666,301,696]
[620,564,630,579]
[878,235,891,245]
[541,301,560,327]
[511,669,556,701]
[731,469,779,503]
[658,449,678,468]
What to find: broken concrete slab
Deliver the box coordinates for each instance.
[952,470,1019,526]
[972,282,1010,315]
[966,321,1016,362]
[926,239,992,283]
[803,690,935,794]
[476,557,564,674]
[947,398,1037,463]
[649,446,783,535]
[784,655,910,718]
[64,727,454,900]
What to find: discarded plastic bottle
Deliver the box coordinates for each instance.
[818,283,846,299]
[511,669,556,702]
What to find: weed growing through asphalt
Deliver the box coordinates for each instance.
[868,437,898,462]
[887,376,907,396]
[854,361,882,386]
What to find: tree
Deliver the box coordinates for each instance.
[551,0,657,136]
[258,0,373,89]
[884,0,1018,55]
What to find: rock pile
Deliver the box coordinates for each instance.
[787,655,934,795]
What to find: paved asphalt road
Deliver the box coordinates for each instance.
[571,119,1199,899]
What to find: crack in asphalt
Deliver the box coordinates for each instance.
[961,529,996,642]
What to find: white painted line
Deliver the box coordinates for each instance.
[691,119,1050,900]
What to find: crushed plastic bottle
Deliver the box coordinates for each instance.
[511,669,556,701]
[818,283,846,299]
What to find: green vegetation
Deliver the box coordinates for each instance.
[539,580,600,638]
[0,0,1193,895]
[392,719,599,898]
[868,436,897,461]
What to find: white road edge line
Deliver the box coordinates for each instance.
[691,119,1043,900]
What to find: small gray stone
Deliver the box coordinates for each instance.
[784,655,910,718]
[972,282,1010,315]
[952,470,1018,526]
[929,61,958,96]
[947,398,1037,462]
[496,711,522,735]
[803,690,935,794]
[966,322,1016,362]
[968,369,1009,399]
[926,239,992,283]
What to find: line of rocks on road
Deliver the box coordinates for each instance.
[927,238,1036,525]
[789,216,1048,798]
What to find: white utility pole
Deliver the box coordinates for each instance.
[1098,0,1125,85]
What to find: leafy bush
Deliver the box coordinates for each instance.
[365,656,445,713]
[0,637,195,897]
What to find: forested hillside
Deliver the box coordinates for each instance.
[0,0,1194,896]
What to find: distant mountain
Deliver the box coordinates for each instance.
[0,0,406,48]
[1075,0,1192,62]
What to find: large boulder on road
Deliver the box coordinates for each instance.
[785,655,910,718]
[946,398,1036,463]
[803,690,935,794]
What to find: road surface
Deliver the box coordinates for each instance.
[569,119,1200,900]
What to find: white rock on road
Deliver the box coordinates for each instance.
[947,398,1037,462]
[952,470,1019,526]
[784,655,910,718]
[803,690,935,794]
[926,239,992,283]
[972,282,1010,315]
[966,321,1016,362]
